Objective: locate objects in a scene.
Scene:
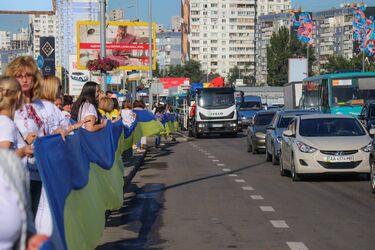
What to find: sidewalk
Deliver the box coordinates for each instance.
[97,133,188,249]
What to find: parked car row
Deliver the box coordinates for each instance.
[246,109,375,193]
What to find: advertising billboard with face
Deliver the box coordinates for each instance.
[77,21,156,71]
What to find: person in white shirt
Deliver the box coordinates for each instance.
[71,81,107,132]
[33,76,83,236]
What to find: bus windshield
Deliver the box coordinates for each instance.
[303,91,319,108]
[332,85,375,106]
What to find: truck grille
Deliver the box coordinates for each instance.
[199,111,235,120]
[317,161,362,169]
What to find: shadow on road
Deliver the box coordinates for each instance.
[97,183,166,250]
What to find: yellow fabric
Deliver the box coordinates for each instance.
[64,134,125,250]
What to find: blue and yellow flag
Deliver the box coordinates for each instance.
[34,121,125,250]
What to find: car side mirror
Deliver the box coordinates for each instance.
[283,130,295,137]
[369,128,375,136]
[358,114,365,120]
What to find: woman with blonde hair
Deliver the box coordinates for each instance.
[5,56,44,217]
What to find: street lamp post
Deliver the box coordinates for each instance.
[99,0,107,92]
[148,0,154,110]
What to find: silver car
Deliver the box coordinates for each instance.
[280,114,374,181]
[265,109,317,165]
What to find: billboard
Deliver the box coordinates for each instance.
[69,55,91,96]
[0,0,55,14]
[40,37,55,76]
[288,58,308,83]
[77,21,156,71]
[353,6,375,57]
[159,78,190,89]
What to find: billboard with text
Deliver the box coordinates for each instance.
[77,21,156,71]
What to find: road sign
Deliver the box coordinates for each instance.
[40,37,55,76]
[37,55,44,69]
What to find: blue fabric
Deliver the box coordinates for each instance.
[34,122,118,250]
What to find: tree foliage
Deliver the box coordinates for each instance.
[153,60,204,83]
[227,66,255,86]
[322,53,375,73]
[267,27,316,86]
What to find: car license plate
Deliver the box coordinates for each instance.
[324,155,354,162]
[212,124,223,128]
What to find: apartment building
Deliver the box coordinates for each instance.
[29,14,58,58]
[171,16,182,32]
[0,31,11,50]
[11,28,29,50]
[257,0,291,16]
[183,0,257,78]
[156,32,182,70]
[255,13,290,85]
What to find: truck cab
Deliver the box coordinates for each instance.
[188,87,238,137]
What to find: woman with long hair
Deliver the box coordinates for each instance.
[71,81,106,132]
[5,56,44,217]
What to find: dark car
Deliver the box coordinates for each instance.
[265,109,318,165]
[246,110,277,154]
[358,101,375,131]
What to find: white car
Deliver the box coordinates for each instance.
[70,72,88,82]
[280,114,375,181]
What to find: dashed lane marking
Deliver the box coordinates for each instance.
[222,168,231,172]
[286,242,309,250]
[260,206,275,212]
[235,179,246,183]
[242,186,254,191]
[270,220,289,228]
[217,163,225,167]
[212,159,220,162]
[208,156,215,159]
[250,195,264,200]
[228,174,238,177]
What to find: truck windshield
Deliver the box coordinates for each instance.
[198,91,234,109]
[239,101,261,110]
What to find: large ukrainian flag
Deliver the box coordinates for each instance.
[34,121,125,250]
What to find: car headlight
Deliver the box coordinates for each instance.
[198,123,205,128]
[255,132,265,138]
[296,141,317,153]
[361,142,373,152]
[276,136,282,143]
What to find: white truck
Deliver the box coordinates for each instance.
[283,81,303,109]
[188,87,238,138]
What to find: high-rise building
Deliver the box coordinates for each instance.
[183,0,257,78]
[255,13,290,85]
[0,31,11,50]
[110,8,124,21]
[257,0,291,16]
[29,14,58,57]
[11,28,29,50]
[156,31,182,70]
[56,0,99,70]
[171,16,181,32]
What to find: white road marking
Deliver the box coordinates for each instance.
[228,174,238,177]
[208,156,215,159]
[242,186,254,191]
[250,195,264,200]
[287,242,309,250]
[260,206,275,212]
[205,153,211,156]
[217,163,225,167]
[212,159,220,162]
[270,220,289,228]
[222,168,231,172]
[235,179,246,183]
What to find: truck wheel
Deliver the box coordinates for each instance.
[188,129,193,137]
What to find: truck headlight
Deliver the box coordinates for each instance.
[230,123,237,127]
[198,123,205,128]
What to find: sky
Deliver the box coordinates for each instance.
[1,0,375,33]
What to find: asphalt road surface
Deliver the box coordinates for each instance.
[111,133,375,250]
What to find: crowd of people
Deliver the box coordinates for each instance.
[0,56,178,250]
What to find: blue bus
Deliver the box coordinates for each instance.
[300,72,375,116]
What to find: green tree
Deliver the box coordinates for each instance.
[289,34,316,76]
[322,55,356,73]
[267,26,290,86]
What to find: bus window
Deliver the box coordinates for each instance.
[302,81,320,108]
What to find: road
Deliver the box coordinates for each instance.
[103,132,375,250]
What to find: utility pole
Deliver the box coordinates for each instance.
[99,0,107,92]
[148,0,154,110]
